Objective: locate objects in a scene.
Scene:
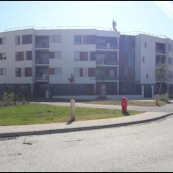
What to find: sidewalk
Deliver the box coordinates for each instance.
[0,111,173,138]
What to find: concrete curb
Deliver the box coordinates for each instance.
[0,112,173,138]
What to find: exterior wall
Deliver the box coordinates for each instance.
[1,28,173,98]
[0,28,120,97]
[0,29,34,84]
[135,34,173,97]
[138,34,166,85]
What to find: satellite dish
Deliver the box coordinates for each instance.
[112,19,117,31]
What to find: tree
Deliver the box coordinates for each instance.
[155,64,167,105]
[68,74,75,84]
[96,64,106,98]
[155,64,167,95]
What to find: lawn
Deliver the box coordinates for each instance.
[0,104,143,126]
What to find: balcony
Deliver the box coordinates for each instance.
[35,51,49,65]
[35,74,49,82]
[35,66,49,82]
[35,36,49,49]
[96,43,118,50]
[96,66,118,81]
[156,43,166,54]
[35,59,49,65]
[96,76,118,81]
[156,55,166,67]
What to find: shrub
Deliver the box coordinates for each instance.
[3,92,15,106]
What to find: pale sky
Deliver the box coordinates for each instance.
[1,1,173,39]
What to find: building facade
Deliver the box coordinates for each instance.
[0,28,173,98]
[135,34,173,98]
[0,28,120,98]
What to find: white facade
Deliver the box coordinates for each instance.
[135,34,173,97]
[0,28,120,96]
[1,28,173,98]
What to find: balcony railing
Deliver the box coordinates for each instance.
[156,49,166,54]
[35,43,49,49]
[35,74,49,81]
[96,43,118,49]
[96,59,118,65]
[35,59,49,65]
[96,76,118,81]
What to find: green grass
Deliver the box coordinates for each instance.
[0,104,143,126]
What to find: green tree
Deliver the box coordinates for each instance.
[155,64,167,105]
[96,64,106,98]
[155,64,167,95]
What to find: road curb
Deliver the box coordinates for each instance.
[0,112,173,138]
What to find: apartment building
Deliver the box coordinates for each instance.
[135,34,173,98]
[0,28,173,98]
[0,28,120,97]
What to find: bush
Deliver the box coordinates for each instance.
[3,92,15,106]
[160,93,169,103]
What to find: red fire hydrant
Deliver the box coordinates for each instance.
[121,97,128,112]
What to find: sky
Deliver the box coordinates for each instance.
[0,1,173,39]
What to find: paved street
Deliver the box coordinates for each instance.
[0,115,173,172]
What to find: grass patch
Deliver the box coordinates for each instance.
[0,104,143,126]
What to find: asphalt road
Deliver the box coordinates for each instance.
[0,115,173,172]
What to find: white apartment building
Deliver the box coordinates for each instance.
[0,28,120,98]
[135,34,173,98]
[0,28,173,98]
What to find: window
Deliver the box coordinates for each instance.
[50,35,61,43]
[16,68,21,77]
[88,68,96,77]
[156,42,166,54]
[49,68,55,75]
[26,51,32,60]
[0,68,6,75]
[168,71,172,79]
[16,52,24,61]
[144,42,147,48]
[168,43,171,52]
[0,53,6,60]
[75,68,84,77]
[35,36,49,48]
[74,35,82,44]
[22,34,32,44]
[0,37,6,45]
[50,51,62,59]
[146,73,149,79]
[74,52,88,61]
[25,68,32,77]
[90,52,96,61]
[142,56,145,62]
[80,52,88,61]
[83,35,96,44]
[49,68,62,75]
[15,36,20,45]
